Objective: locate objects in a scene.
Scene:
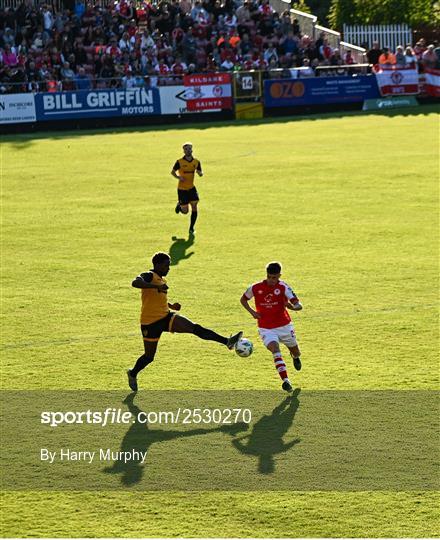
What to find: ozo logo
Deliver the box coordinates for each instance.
[270,81,305,99]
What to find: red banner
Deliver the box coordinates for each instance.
[183,73,232,111]
[183,73,231,86]
[186,97,233,111]
[424,68,440,98]
[374,66,419,96]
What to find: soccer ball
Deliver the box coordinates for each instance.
[235,338,253,358]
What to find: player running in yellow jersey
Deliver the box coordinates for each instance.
[171,142,203,234]
[127,252,243,391]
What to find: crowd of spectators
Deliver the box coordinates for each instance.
[0,0,438,94]
[0,0,367,93]
[366,38,440,71]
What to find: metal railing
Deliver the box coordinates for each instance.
[0,75,183,94]
[340,41,367,64]
[343,23,413,50]
[2,0,64,9]
[265,2,368,60]
[269,1,318,38]
[268,0,291,15]
[315,63,370,76]
[290,8,317,39]
[314,24,341,48]
[1,66,375,95]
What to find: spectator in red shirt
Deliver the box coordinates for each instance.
[155,57,170,75]
[241,55,254,70]
[254,53,268,70]
[253,32,264,51]
[171,56,187,75]
[127,20,137,38]
[106,39,122,58]
[344,50,355,65]
[220,41,236,63]
[116,0,134,22]
[258,0,273,16]
[319,39,332,60]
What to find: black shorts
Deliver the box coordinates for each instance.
[141,312,177,342]
[178,187,199,205]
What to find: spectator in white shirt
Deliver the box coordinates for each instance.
[191,1,208,22]
[43,7,54,33]
[264,43,279,64]
[119,32,131,52]
[140,30,156,51]
[299,57,314,77]
[422,45,437,68]
[395,45,406,66]
[220,58,234,70]
[404,46,416,67]
[122,70,137,88]
[61,61,75,81]
[224,13,237,30]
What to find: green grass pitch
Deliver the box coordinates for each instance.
[1,106,439,537]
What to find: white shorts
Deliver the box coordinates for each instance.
[258,323,298,348]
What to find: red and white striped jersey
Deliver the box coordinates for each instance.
[242,279,300,329]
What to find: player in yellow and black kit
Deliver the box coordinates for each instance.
[127,252,243,391]
[171,142,203,234]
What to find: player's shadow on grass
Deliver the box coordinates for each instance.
[103,392,248,486]
[169,234,195,266]
[231,388,301,474]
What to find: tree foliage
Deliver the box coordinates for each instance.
[291,0,313,15]
[328,0,439,29]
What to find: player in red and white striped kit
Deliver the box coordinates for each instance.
[240,261,303,392]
